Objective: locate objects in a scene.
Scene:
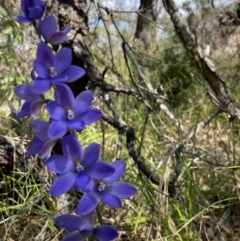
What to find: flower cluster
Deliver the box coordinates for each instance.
[15,1,137,241]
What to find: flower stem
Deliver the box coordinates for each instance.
[96,206,103,225]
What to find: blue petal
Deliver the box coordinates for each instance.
[40,139,57,159]
[84,179,98,192]
[46,101,67,120]
[33,60,50,78]
[50,172,77,197]
[75,171,91,192]
[55,215,93,235]
[31,99,44,118]
[55,214,83,232]
[49,31,69,44]
[31,79,52,94]
[45,155,75,174]
[82,143,100,168]
[103,161,126,184]
[81,211,95,223]
[36,42,54,67]
[16,16,32,24]
[26,137,43,156]
[61,232,88,241]
[50,75,68,83]
[61,66,85,83]
[28,6,42,20]
[40,15,57,41]
[14,84,42,102]
[87,161,115,179]
[78,219,94,232]
[68,119,85,131]
[31,119,49,141]
[62,135,82,161]
[76,192,99,216]
[73,91,94,116]
[100,191,121,208]
[54,47,72,74]
[32,0,42,7]
[80,109,102,126]
[48,121,68,139]
[93,226,118,241]
[54,84,74,110]
[106,181,137,199]
[16,102,31,118]
[20,0,27,15]
[62,26,71,34]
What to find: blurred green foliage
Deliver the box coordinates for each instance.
[0,4,27,101]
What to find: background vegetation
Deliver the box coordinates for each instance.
[1,0,240,240]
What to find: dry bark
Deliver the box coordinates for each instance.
[135,0,158,48]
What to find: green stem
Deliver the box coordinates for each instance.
[96,206,103,225]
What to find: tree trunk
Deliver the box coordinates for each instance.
[135,0,158,48]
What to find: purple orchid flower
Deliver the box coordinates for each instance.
[14,84,45,118]
[39,15,71,44]
[76,161,137,216]
[27,119,57,159]
[55,213,118,241]
[46,84,102,139]
[31,42,85,94]
[45,135,115,197]
[17,0,47,24]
